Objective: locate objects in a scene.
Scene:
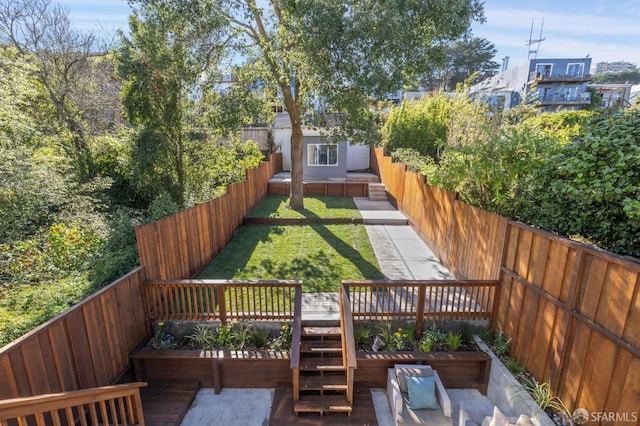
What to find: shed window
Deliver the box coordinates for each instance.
[308,144,338,166]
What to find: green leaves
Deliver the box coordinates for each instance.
[533,109,640,256]
[381,93,452,160]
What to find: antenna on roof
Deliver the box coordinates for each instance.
[526,18,545,60]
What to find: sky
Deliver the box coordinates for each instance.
[58,0,640,71]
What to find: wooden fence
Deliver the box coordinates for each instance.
[144,279,301,322]
[0,382,147,426]
[372,147,640,417]
[135,153,282,280]
[0,268,149,400]
[343,280,497,337]
[495,222,640,416]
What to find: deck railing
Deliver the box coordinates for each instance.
[0,382,147,426]
[144,280,302,322]
[339,287,357,403]
[343,280,498,338]
[290,287,303,403]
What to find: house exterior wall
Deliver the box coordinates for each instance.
[346,144,371,171]
[273,127,369,173]
[302,136,348,179]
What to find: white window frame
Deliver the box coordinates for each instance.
[536,63,554,78]
[307,143,339,167]
[566,63,585,77]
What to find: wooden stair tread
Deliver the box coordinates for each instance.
[299,375,347,390]
[300,356,344,371]
[301,340,342,353]
[294,395,353,413]
[302,326,341,337]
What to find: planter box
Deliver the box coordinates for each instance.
[355,350,491,394]
[131,349,291,394]
[473,336,555,426]
[131,348,491,396]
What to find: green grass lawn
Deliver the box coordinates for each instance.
[247,196,361,219]
[198,223,383,292]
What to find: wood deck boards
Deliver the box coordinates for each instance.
[269,383,379,426]
[140,379,201,426]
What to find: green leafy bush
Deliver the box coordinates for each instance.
[531,109,640,256]
[381,92,451,160]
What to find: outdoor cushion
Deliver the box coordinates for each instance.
[488,406,516,426]
[406,375,440,410]
[395,364,434,393]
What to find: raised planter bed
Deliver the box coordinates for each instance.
[131,349,291,394]
[355,350,491,393]
[131,347,491,396]
[473,336,555,426]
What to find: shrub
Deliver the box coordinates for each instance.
[354,323,372,347]
[445,331,462,351]
[249,326,270,349]
[381,92,451,160]
[531,109,640,257]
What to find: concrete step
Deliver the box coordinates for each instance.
[368,183,388,201]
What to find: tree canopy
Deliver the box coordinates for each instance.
[128,0,484,208]
[422,36,499,91]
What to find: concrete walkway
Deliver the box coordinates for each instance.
[353,197,452,280]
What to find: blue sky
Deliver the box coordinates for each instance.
[59,0,640,71]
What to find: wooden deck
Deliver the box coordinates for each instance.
[140,379,201,426]
[269,382,379,426]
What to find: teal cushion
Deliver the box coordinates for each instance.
[406,375,440,410]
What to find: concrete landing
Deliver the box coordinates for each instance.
[301,292,340,321]
[353,197,408,225]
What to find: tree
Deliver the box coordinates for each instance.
[116,2,227,207]
[129,0,484,209]
[422,37,499,92]
[0,0,101,181]
[592,70,640,85]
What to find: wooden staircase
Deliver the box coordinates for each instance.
[293,320,353,417]
[368,183,388,201]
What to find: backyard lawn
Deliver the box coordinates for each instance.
[246,195,361,219]
[199,197,383,291]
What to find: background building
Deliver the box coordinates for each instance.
[469,57,592,111]
[595,61,637,74]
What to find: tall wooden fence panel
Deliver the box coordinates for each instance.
[449,202,508,280]
[0,268,149,400]
[136,154,282,280]
[495,222,640,416]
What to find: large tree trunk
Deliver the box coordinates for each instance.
[289,120,304,209]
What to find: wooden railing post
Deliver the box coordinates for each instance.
[415,284,427,340]
[217,285,227,325]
